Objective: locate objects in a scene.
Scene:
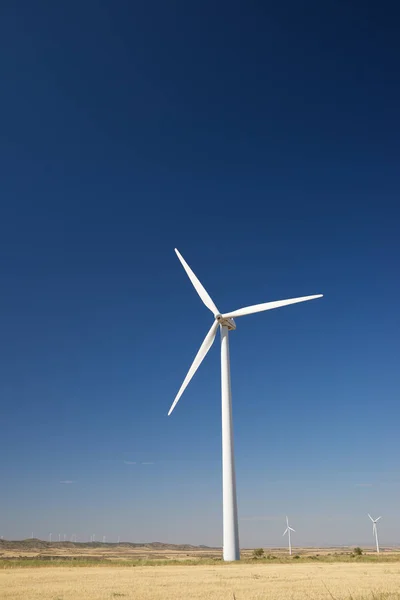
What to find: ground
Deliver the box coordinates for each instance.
[1,562,400,600]
[1,543,400,600]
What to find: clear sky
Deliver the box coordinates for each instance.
[1,1,399,548]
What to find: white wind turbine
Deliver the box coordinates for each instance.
[168,249,323,561]
[283,516,295,555]
[368,514,382,553]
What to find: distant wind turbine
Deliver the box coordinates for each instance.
[103,536,106,543]
[49,533,52,542]
[117,536,120,544]
[368,514,382,553]
[283,516,295,556]
[168,249,322,561]
[58,534,61,542]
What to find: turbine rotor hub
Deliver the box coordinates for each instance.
[215,314,236,330]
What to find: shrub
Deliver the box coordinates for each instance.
[353,547,363,556]
[252,548,265,558]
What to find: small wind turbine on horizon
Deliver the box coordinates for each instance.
[368,514,382,553]
[168,249,322,561]
[49,533,52,542]
[283,516,295,555]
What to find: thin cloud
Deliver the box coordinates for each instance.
[355,483,373,487]
[123,460,155,465]
[240,516,278,522]
[60,480,76,484]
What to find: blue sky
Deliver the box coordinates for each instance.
[0,1,399,547]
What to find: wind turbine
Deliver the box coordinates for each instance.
[283,516,295,555]
[168,249,323,561]
[368,514,382,553]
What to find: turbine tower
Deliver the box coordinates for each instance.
[283,516,295,555]
[368,514,382,553]
[168,249,322,561]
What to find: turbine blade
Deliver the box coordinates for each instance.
[286,516,289,526]
[222,294,323,319]
[175,249,219,315]
[283,528,288,536]
[375,516,382,522]
[289,527,295,532]
[368,514,374,522]
[168,321,218,416]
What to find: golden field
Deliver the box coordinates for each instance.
[1,562,400,600]
[1,543,400,600]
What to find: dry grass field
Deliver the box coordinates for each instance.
[1,562,400,600]
[1,543,400,600]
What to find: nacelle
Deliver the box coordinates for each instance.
[215,315,236,330]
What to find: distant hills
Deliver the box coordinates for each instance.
[0,538,216,551]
